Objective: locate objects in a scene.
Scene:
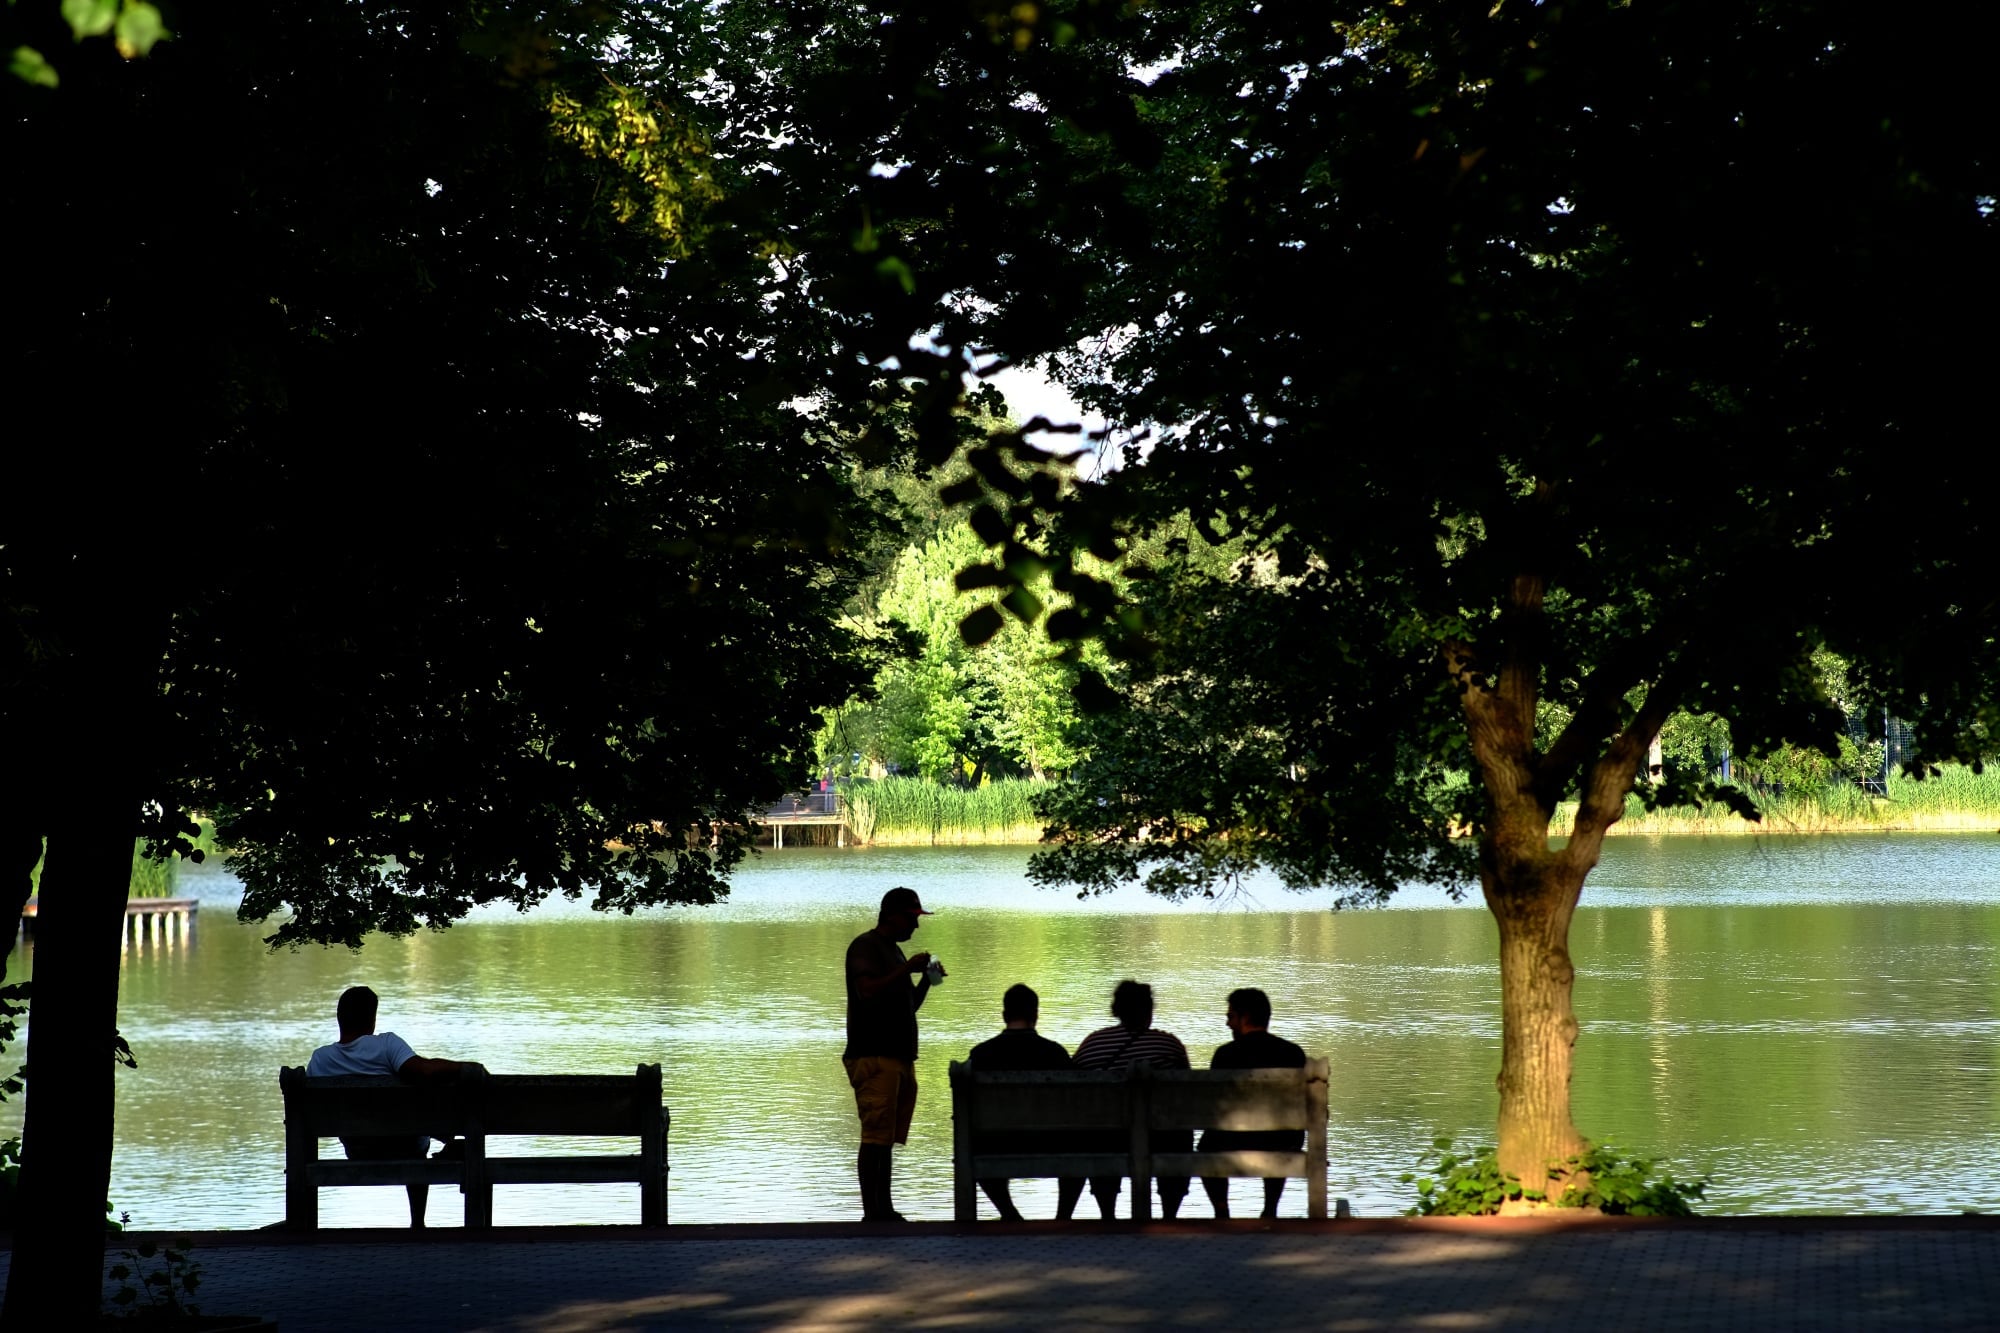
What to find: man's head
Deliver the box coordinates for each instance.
[1002,983,1039,1029]
[876,885,931,942]
[1226,987,1273,1035]
[1110,979,1154,1031]
[336,985,379,1040]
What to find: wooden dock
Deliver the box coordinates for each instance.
[759,792,852,848]
[20,896,200,950]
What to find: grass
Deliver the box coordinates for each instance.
[1555,764,2000,836]
[845,777,1048,845]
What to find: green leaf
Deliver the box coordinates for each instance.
[8,46,59,87]
[62,0,116,40]
[114,1,169,58]
[875,255,916,295]
[958,605,1004,647]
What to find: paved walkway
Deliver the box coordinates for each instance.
[20,1217,2000,1330]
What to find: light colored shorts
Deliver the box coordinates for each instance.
[844,1056,917,1146]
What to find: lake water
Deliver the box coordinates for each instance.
[10,833,2000,1228]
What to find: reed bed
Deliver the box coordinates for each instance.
[846,777,1049,845]
[1554,765,2000,836]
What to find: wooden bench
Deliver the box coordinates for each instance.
[279,1063,669,1229]
[948,1059,1330,1221]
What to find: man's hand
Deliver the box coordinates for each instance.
[906,952,932,974]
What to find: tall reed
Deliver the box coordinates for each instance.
[849,777,1048,844]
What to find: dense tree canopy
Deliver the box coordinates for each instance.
[0,0,943,1314]
[724,0,2000,1191]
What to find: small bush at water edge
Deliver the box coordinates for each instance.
[1404,1136,1705,1217]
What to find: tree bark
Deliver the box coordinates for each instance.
[3,811,140,1327]
[1449,566,1672,1197]
[1483,858,1587,1192]
[2,584,164,1325]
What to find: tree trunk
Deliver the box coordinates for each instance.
[3,811,142,1325]
[1446,569,1667,1201]
[2,580,164,1324]
[1484,860,1588,1194]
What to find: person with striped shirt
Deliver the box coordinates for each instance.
[1071,979,1192,1219]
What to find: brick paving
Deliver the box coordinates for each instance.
[19,1217,2000,1331]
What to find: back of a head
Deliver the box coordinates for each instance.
[1002,983,1039,1023]
[1110,979,1153,1030]
[336,985,379,1034]
[1228,987,1273,1028]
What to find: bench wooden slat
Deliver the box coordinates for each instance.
[962,1152,1136,1179]
[1150,1150,1309,1179]
[485,1156,650,1185]
[311,1160,468,1188]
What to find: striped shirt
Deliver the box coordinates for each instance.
[1072,1024,1190,1072]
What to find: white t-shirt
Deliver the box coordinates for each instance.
[306,1032,428,1153]
[306,1031,419,1077]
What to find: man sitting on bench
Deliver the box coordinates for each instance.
[306,985,487,1227]
[1198,987,1306,1219]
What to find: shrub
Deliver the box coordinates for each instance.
[1404,1137,1705,1217]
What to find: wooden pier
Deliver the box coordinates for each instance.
[20,896,200,950]
[759,791,852,848]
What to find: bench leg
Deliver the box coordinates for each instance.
[641,1112,668,1227]
[284,1132,318,1230]
[464,1131,492,1229]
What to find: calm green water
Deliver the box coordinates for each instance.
[10,834,2000,1227]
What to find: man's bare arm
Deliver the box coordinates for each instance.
[397,1055,486,1082]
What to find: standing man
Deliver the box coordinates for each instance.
[1199,987,1307,1219]
[844,886,945,1222]
[305,985,487,1228]
[965,983,1082,1221]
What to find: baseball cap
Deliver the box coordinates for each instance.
[880,886,933,916]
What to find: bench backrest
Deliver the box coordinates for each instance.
[279,1065,663,1139]
[949,1060,1327,1133]
[1146,1067,1319,1133]
[948,1068,1133,1132]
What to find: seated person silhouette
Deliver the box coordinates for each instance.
[305,985,487,1228]
[966,983,1085,1221]
[1071,979,1192,1220]
[1199,987,1307,1219]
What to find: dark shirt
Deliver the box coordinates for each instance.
[968,1027,1072,1071]
[844,929,918,1062]
[967,1027,1072,1160]
[1203,1029,1308,1152]
[1210,1030,1307,1071]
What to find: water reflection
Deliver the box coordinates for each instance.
[7,834,2000,1226]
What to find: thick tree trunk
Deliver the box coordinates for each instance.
[1484,861,1587,1193]
[1,585,164,1325]
[3,814,139,1326]
[1448,567,1670,1200]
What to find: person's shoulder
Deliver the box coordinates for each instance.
[1033,1033,1072,1063]
[1271,1033,1308,1064]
